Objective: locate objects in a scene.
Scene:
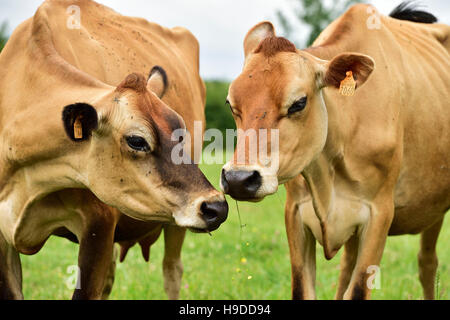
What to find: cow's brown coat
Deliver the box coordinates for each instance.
[224,4,449,299]
[0,0,218,300]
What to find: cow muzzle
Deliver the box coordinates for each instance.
[173,193,228,233]
[221,169,262,200]
[199,200,228,231]
[220,163,278,201]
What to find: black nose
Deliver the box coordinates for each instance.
[221,169,262,200]
[200,201,228,231]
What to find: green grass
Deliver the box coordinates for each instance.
[20,160,449,300]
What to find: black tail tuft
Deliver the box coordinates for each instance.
[389,1,437,24]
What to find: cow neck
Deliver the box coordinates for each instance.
[299,31,359,258]
[0,144,91,243]
[0,84,110,243]
[301,84,347,260]
[29,4,107,90]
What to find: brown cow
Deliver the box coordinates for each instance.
[222,3,449,299]
[0,0,227,299]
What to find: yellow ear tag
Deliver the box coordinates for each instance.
[74,116,83,139]
[339,71,356,96]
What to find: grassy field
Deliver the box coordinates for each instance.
[20,160,449,300]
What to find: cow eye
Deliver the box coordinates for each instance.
[287,96,307,115]
[126,135,151,152]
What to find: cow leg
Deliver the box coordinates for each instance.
[343,199,394,300]
[72,214,117,300]
[101,244,119,300]
[285,199,316,300]
[0,232,23,299]
[335,233,359,299]
[162,225,185,300]
[418,217,444,300]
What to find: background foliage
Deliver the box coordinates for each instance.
[276,0,361,47]
[0,21,8,53]
[204,81,235,135]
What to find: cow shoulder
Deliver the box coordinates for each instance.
[171,27,201,72]
[426,23,450,53]
[170,27,206,107]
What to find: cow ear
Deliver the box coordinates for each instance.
[323,53,375,90]
[147,65,168,98]
[62,103,98,141]
[244,21,275,59]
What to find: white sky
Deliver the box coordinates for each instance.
[1,0,449,80]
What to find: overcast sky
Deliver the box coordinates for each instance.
[1,0,449,80]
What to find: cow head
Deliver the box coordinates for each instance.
[221,22,374,201]
[62,67,227,232]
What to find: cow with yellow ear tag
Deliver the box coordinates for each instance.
[0,0,226,300]
[222,2,449,300]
